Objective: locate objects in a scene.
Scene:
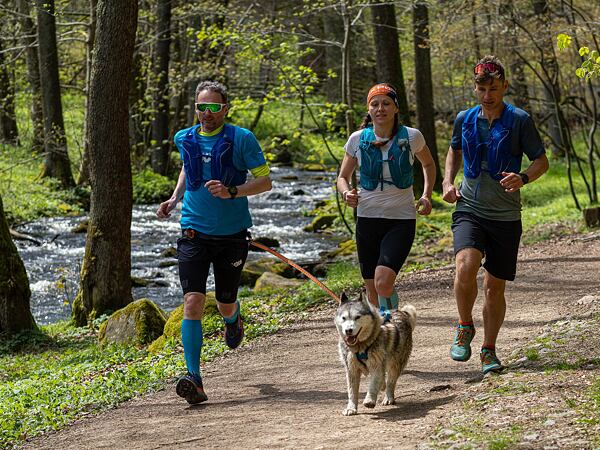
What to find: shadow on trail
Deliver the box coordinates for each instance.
[185,383,347,409]
[369,394,456,422]
[404,369,480,382]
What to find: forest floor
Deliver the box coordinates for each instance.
[22,231,600,449]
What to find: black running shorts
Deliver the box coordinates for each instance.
[451,211,522,281]
[355,217,416,279]
[177,229,249,303]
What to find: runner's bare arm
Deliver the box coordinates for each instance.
[337,153,359,207]
[157,168,186,218]
[442,147,463,203]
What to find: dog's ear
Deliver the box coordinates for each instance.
[359,291,369,305]
[340,292,349,303]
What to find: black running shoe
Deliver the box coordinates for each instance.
[176,373,208,405]
[224,314,244,349]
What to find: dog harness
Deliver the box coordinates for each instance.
[461,103,521,181]
[179,123,247,191]
[358,125,413,191]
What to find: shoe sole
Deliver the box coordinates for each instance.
[450,347,472,362]
[482,364,505,375]
[176,378,208,405]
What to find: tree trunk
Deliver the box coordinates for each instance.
[412,1,441,194]
[73,0,138,326]
[17,0,44,152]
[0,194,37,335]
[150,0,172,175]
[0,38,19,145]
[370,1,410,126]
[37,0,75,188]
[533,0,565,157]
[78,0,98,186]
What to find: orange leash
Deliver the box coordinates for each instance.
[249,240,341,304]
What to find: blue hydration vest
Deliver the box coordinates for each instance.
[359,125,413,191]
[179,124,247,191]
[461,103,520,181]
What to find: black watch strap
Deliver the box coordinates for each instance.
[227,185,238,198]
[518,173,529,184]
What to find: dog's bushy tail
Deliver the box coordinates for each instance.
[400,304,417,330]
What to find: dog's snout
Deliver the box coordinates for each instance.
[345,328,354,335]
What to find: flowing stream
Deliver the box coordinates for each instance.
[14,167,343,325]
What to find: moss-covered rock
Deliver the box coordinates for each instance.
[70,219,88,234]
[160,246,177,258]
[324,239,356,259]
[98,299,167,347]
[254,272,304,292]
[303,214,337,232]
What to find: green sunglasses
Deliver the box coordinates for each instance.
[195,102,226,113]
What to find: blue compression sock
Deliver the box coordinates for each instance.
[222,300,240,325]
[378,290,399,311]
[181,319,203,378]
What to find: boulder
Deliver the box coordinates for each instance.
[303,214,337,232]
[161,246,177,258]
[251,236,281,250]
[98,299,167,347]
[254,272,304,292]
[70,219,88,234]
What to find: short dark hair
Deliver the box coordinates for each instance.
[195,80,228,103]
[474,55,506,84]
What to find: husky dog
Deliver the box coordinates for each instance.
[334,292,416,416]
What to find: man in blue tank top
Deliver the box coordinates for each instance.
[442,56,549,375]
[157,81,272,404]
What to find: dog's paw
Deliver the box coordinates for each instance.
[381,395,396,406]
[342,407,358,416]
[363,399,376,408]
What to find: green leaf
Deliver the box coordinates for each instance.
[579,47,590,56]
[575,67,585,78]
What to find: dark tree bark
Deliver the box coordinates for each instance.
[73,0,138,326]
[0,38,19,145]
[37,0,75,188]
[533,0,565,157]
[150,0,172,175]
[77,0,98,186]
[370,1,410,126]
[412,1,441,193]
[17,0,44,152]
[322,8,343,103]
[0,194,37,335]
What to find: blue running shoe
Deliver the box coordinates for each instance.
[224,313,244,349]
[480,348,504,374]
[176,373,208,405]
[450,324,475,361]
[379,306,392,323]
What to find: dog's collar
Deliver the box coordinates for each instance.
[355,351,368,360]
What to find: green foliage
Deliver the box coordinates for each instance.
[557,34,600,80]
[131,168,175,204]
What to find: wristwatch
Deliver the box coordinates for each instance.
[518,173,529,185]
[227,185,238,199]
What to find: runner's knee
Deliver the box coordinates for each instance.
[184,292,206,318]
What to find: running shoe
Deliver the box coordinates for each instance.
[224,313,244,349]
[480,348,504,374]
[176,373,208,405]
[450,324,475,362]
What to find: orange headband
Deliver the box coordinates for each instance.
[367,84,397,105]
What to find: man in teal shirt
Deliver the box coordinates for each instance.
[157,81,272,404]
[442,56,549,375]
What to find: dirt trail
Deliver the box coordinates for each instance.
[24,233,600,449]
